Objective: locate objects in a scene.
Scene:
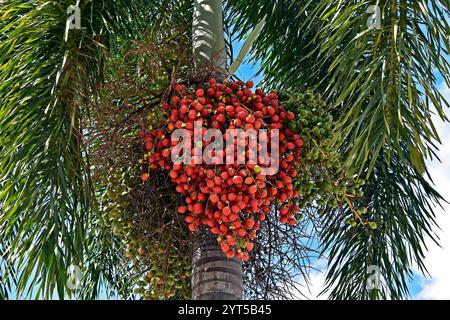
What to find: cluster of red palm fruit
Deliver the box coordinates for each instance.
[139,78,304,260]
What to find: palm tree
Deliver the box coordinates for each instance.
[1,0,449,300]
[227,0,450,299]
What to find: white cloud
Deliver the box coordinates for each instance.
[303,270,329,300]
[291,259,329,300]
[414,84,450,300]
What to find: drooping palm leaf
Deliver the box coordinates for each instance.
[0,0,168,299]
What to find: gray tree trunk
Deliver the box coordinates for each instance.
[192,237,243,300]
[191,0,243,300]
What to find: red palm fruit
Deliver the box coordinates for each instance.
[220,171,229,180]
[233,220,242,229]
[171,96,180,104]
[162,149,170,158]
[223,207,231,216]
[210,194,219,203]
[214,176,222,185]
[221,243,230,253]
[245,242,254,252]
[194,103,203,112]
[198,193,206,201]
[217,105,225,113]
[179,104,189,113]
[231,205,240,214]
[188,110,197,120]
[188,224,197,232]
[248,185,257,194]
[230,214,239,222]
[177,206,187,214]
[140,173,149,181]
[232,175,243,185]
[196,88,205,97]
[250,199,259,207]
[206,219,215,227]
[245,218,255,229]
[209,78,217,86]
[236,90,244,97]
[211,227,219,234]
[193,203,202,214]
[216,114,226,124]
[225,87,232,95]
[211,120,220,129]
[239,253,248,261]
[185,215,194,223]
[295,139,304,147]
[226,105,235,114]
[246,80,254,88]
[206,169,215,178]
[280,216,288,224]
[226,251,235,259]
[287,218,296,226]
[244,123,254,130]
[206,179,215,188]
[145,141,153,150]
[185,122,194,130]
[237,229,246,237]
[258,213,266,221]
[246,115,255,124]
[207,87,215,97]
[228,193,237,201]
[227,236,236,246]
[219,224,227,232]
[214,91,222,99]
[245,176,253,185]
[287,111,295,120]
[286,142,295,150]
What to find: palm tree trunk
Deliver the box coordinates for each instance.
[191,0,243,300]
[192,236,243,300]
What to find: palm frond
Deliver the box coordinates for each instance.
[321,149,443,299]
[0,0,165,299]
